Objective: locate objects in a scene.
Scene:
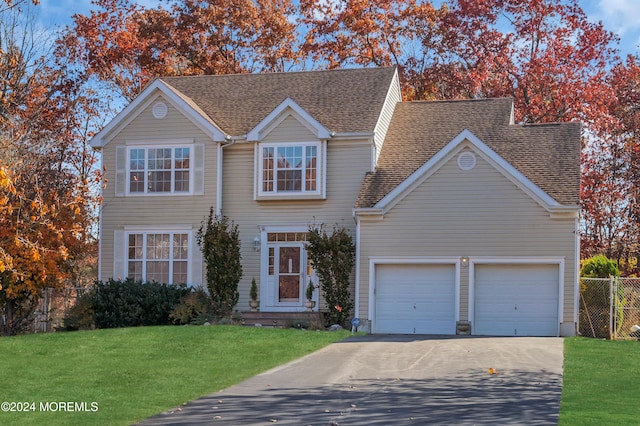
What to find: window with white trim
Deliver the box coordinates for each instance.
[128,146,192,194]
[127,232,190,284]
[258,142,323,196]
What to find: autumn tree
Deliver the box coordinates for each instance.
[58,0,300,101]
[0,4,99,335]
[581,55,640,275]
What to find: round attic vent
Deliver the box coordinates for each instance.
[457,151,476,171]
[152,101,168,119]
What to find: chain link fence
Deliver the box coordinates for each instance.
[580,277,640,340]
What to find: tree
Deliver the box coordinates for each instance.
[196,208,242,319]
[408,0,617,125]
[58,0,301,102]
[0,4,98,335]
[581,55,640,275]
[305,225,355,326]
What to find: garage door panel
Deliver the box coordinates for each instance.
[375,264,456,335]
[475,264,559,336]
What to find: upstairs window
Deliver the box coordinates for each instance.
[128,146,192,194]
[258,142,324,198]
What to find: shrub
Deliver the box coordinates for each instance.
[92,278,191,328]
[197,208,243,319]
[62,289,96,331]
[306,225,355,326]
[170,288,212,325]
[581,255,620,278]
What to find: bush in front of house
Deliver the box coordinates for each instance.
[169,287,213,325]
[92,278,191,328]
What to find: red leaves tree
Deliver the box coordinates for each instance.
[0,4,99,335]
[581,56,640,275]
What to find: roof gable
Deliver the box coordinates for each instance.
[90,79,227,148]
[355,99,580,209]
[374,129,566,215]
[247,98,331,141]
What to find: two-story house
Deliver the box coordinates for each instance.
[91,67,580,336]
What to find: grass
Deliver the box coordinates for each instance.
[560,337,640,425]
[0,325,351,425]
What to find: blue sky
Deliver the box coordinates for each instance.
[36,0,640,58]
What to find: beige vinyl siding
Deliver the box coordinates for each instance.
[358,149,576,326]
[262,115,317,143]
[98,94,217,283]
[373,72,401,164]
[222,137,372,309]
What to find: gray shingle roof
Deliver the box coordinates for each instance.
[159,67,397,136]
[355,98,580,208]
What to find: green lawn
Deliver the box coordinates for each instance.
[560,337,640,425]
[0,325,350,426]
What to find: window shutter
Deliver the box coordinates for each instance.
[193,144,205,195]
[190,231,203,286]
[115,146,127,197]
[113,230,126,280]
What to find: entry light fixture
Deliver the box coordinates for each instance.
[461,256,469,268]
[253,236,261,252]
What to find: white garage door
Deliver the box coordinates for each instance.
[375,264,456,334]
[474,264,559,336]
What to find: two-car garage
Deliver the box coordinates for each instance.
[371,261,561,336]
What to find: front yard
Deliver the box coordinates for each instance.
[0,327,637,425]
[0,326,350,425]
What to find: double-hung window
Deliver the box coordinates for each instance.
[127,231,189,284]
[128,145,192,194]
[258,142,324,198]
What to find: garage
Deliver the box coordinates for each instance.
[374,264,456,334]
[474,264,559,336]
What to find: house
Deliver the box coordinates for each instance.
[90,67,580,337]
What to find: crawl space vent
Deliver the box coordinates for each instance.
[457,151,476,171]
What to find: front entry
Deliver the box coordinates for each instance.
[261,231,317,312]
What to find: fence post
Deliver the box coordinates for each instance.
[609,276,615,340]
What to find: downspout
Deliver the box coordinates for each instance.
[216,142,223,217]
[216,135,239,217]
[354,213,361,321]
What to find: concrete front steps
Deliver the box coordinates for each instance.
[239,311,324,329]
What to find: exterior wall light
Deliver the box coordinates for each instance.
[253,236,261,251]
[461,256,469,267]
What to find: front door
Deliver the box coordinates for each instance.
[262,231,317,312]
[276,245,303,304]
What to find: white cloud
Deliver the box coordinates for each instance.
[595,0,640,37]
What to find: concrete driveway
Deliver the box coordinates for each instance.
[139,335,563,425]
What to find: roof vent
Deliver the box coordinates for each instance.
[457,151,476,171]
[152,101,168,119]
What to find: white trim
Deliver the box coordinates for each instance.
[247,98,331,141]
[125,144,195,196]
[259,224,316,313]
[368,257,461,334]
[90,81,226,147]
[354,216,361,319]
[468,257,565,337]
[122,227,195,285]
[373,129,575,216]
[256,141,325,199]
